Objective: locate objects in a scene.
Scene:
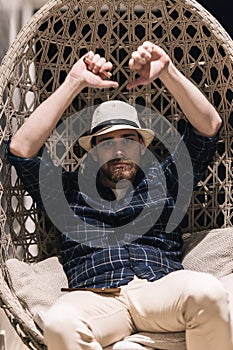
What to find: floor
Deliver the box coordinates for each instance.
[0,308,28,350]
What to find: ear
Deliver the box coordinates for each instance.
[90,147,98,162]
[139,138,146,156]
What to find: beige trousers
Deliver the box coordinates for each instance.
[43,270,233,350]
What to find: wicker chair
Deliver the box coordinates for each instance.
[0,0,232,349]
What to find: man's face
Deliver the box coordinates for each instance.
[91,129,145,188]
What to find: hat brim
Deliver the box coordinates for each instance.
[78,124,155,151]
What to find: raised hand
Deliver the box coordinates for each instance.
[68,51,119,90]
[127,41,170,89]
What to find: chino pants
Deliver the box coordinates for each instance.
[43,270,233,350]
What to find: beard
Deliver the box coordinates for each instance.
[100,159,138,184]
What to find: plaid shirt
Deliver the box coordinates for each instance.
[6,124,218,288]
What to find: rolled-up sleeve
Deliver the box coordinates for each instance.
[183,123,219,184]
[162,123,219,199]
[5,140,57,210]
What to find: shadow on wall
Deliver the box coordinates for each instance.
[0,4,9,63]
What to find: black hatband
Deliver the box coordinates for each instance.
[91,119,139,135]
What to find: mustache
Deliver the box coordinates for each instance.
[108,158,134,166]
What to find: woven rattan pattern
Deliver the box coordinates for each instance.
[0,0,232,349]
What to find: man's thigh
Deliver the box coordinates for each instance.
[126,270,226,333]
[44,290,134,348]
[221,274,233,323]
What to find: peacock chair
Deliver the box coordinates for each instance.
[0,0,232,349]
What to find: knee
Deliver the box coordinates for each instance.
[43,306,96,350]
[183,271,229,315]
[43,307,73,337]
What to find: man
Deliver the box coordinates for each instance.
[7,42,232,350]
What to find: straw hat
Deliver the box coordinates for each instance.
[78,100,154,151]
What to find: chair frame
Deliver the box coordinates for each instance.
[0,0,232,349]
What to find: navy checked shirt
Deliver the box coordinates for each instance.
[6,123,218,288]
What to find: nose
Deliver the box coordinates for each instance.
[113,140,125,158]
[114,149,125,158]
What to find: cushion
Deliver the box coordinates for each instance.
[182,227,233,279]
[109,332,186,350]
[5,257,68,316]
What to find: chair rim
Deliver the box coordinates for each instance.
[0,272,45,349]
[0,0,232,349]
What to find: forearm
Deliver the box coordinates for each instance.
[10,52,118,158]
[128,42,222,137]
[10,75,83,158]
[159,61,222,137]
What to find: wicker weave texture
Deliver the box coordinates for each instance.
[0,0,232,349]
